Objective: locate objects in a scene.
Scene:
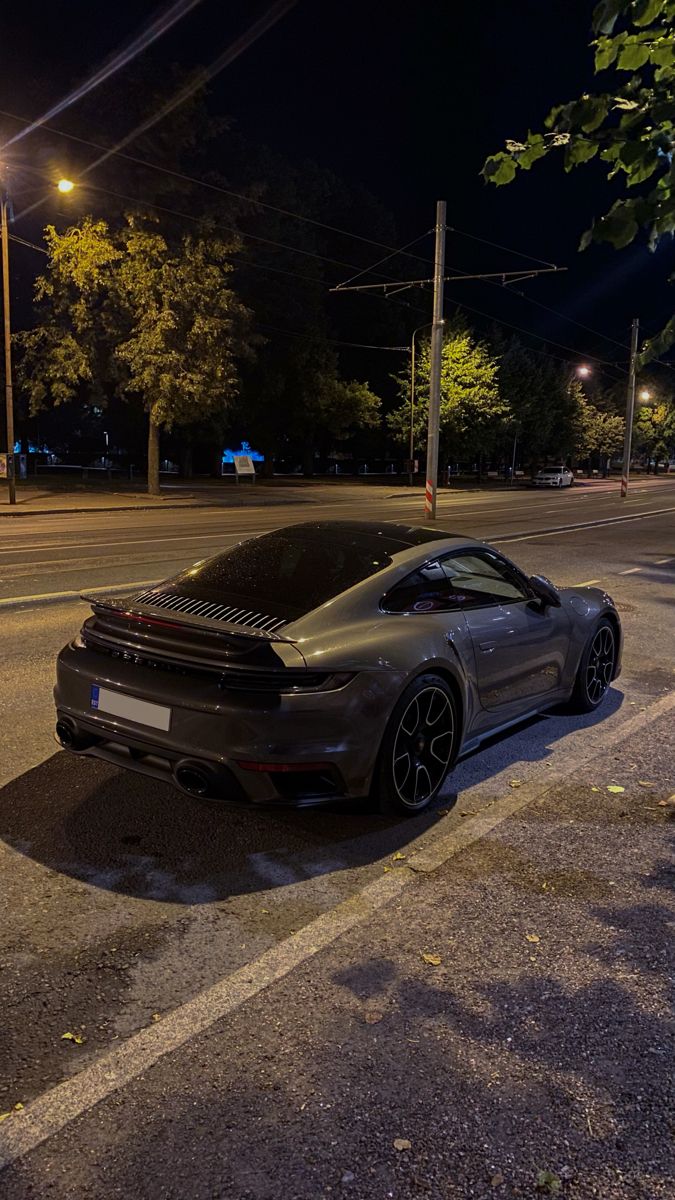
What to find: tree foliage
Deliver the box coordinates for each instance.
[389,326,507,462]
[483,0,675,358]
[490,336,581,463]
[17,215,252,493]
[574,394,625,457]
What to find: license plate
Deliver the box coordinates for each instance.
[90,685,171,731]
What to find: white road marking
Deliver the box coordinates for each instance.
[619,566,642,575]
[655,557,673,565]
[495,505,675,544]
[1,689,674,1171]
[571,579,601,587]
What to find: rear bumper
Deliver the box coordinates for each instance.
[54,642,401,806]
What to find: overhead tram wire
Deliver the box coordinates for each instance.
[7,160,434,291]
[0,110,438,266]
[444,295,628,382]
[1,108,645,364]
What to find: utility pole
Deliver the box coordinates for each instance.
[620,318,639,499]
[424,200,446,520]
[408,331,416,488]
[1,196,15,505]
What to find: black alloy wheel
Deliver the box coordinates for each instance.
[570,618,616,712]
[376,674,457,815]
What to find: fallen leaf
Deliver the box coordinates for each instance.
[13,1103,24,1111]
[490,1172,505,1188]
[393,1138,412,1152]
[421,952,442,965]
[590,786,600,792]
[364,1010,384,1025]
[0,1112,12,1123]
[509,779,523,788]
[638,781,656,788]
[535,1169,561,1194]
[383,865,392,872]
[606,785,625,794]
[392,851,406,861]
[151,1013,161,1022]
[437,808,450,816]
[261,908,270,914]
[525,934,541,944]
[61,1031,86,1045]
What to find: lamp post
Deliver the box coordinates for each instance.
[408,322,434,486]
[1,194,15,504]
[1,177,74,504]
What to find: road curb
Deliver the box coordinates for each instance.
[0,495,316,518]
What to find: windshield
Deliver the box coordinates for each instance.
[172,528,394,622]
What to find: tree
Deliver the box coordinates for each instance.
[483,0,675,358]
[389,325,507,468]
[241,338,381,476]
[17,215,252,493]
[634,398,675,466]
[575,394,625,465]
[490,335,582,467]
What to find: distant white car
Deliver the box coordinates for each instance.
[533,466,574,488]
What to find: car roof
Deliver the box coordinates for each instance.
[275,520,463,555]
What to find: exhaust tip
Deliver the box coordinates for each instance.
[56,719,76,749]
[174,761,213,797]
[56,718,96,752]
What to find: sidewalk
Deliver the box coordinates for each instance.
[2,708,673,1198]
[0,482,322,516]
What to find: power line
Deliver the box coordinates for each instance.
[0,108,436,265]
[447,224,556,270]
[444,296,627,381]
[257,323,408,351]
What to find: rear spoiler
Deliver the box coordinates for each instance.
[80,593,297,643]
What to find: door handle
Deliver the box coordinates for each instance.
[479,640,497,652]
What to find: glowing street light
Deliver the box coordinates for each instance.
[576,364,591,378]
[57,178,75,193]
[639,388,651,402]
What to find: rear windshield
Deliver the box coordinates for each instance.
[173,529,393,621]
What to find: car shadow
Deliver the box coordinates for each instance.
[0,688,622,904]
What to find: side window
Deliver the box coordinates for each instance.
[381,560,465,613]
[438,550,530,608]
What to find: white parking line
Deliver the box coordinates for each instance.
[619,566,642,575]
[571,579,601,587]
[1,690,673,1172]
[655,557,673,565]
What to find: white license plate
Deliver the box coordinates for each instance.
[90,685,171,731]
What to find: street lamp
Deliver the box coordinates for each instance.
[576,364,591,378]
[1,176,74,504]
[639,388,651,402]
[409,320,443,487]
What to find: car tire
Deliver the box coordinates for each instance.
[374,674,458,816]
[568,618,616,713]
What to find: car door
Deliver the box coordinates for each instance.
[438,549,571,712]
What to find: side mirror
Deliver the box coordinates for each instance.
[528,574,561,608]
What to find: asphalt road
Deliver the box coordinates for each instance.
[0,479,673,1197]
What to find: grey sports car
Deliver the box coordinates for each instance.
[54,521,622,815]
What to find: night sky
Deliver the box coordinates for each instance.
[1,0,672,378]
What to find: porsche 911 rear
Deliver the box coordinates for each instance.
[54,602,400,805]
[54,525,408,806]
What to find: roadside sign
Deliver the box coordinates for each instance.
[233,454,256,483]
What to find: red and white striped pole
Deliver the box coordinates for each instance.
[620,318,639,499]
[424,200,446,521]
